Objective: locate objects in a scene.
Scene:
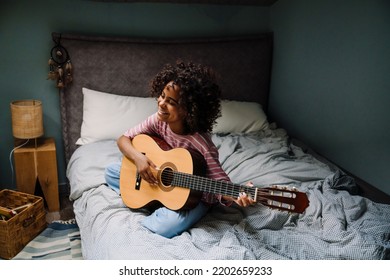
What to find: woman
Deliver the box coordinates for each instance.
[105,61,254,238]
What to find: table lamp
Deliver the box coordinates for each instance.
[10,100,44,146]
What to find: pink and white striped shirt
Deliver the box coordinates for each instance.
[123,113,231,205]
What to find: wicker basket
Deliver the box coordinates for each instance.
[0,189,47,259]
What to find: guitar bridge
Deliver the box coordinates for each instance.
[135,172,141,190]
[134,152,146,190]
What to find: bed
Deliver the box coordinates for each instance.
[54,32,390,260]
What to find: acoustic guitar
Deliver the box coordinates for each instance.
[120,134,309,214]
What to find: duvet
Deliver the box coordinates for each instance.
[67,126,390,259]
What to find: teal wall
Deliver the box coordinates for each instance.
[1,0,389,196]
[269,0,390,194]
[0,0,269,190]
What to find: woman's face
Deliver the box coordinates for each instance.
[157,81,187,134]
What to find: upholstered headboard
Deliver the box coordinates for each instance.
[52,32,273,163]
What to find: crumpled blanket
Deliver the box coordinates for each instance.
[68,129,390,259]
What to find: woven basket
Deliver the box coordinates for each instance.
[0,189,47,259]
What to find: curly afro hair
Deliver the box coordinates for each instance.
[150,61,222,134]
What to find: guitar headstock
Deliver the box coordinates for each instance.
[256,185,309,214]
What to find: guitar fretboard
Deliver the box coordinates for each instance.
[166,169,256,199]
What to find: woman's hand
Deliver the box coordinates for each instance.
[223,181,256,207]
[235,191,256,207]
[133,152,159,185]
[117,135,159,185]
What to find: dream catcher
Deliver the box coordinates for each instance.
[47,35,72,88]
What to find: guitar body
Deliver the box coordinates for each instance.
[120,134,204,211]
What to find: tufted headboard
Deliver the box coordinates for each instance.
[52,32,273,163]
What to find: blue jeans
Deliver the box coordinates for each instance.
[105,162,210,238]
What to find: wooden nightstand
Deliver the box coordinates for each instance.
[13,137,60,212]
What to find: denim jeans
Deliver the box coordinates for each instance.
[104,162,210,238]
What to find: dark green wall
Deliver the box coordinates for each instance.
[269,0,390,194]
[1,0,389,196]
[0,0,269,190]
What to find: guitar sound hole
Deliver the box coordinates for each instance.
[161,167,174,187]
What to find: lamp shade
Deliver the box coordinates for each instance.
[10,100,44,139]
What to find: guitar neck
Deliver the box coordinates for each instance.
[170,170,254,199]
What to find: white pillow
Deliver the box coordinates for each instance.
[77,88,268,145]
[76,88,157,145]
[212,100,268,133]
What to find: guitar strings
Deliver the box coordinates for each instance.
[158,169,297,200]
[159,168,259,198]
[157,169,300,211]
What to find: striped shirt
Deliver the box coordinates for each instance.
[123,113,231,205]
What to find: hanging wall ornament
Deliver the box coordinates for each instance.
[47,34,72,88]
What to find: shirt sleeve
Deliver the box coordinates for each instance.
[123,113,158,139]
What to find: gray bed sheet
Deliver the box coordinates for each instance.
[67,127,390,259]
